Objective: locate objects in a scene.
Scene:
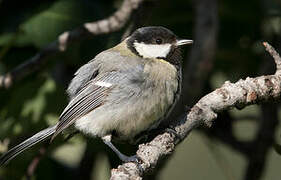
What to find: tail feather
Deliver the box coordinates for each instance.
[0,124,57,166]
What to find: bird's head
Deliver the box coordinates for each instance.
[126,26,193,65]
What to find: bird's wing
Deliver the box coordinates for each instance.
[51,72,118,140]
[66,59,99,99]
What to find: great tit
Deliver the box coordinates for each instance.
[0,26,193,164]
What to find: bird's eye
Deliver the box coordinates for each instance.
[155,38,163,44]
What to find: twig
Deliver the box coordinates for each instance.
[263,42,281,74]
[110,43,281,179]
[0,0,144,89]
[25,147,47,180]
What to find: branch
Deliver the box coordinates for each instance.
[0,0,144,89]
[110,43,281,179]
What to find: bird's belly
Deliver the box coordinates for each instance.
[74,85,177,141]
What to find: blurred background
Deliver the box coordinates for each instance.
[0,0,280,179]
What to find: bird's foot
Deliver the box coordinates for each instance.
[165,127,182,141]
[120,154,144,173]
[120,154,141,163]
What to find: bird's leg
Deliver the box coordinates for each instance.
[102,135,139,163]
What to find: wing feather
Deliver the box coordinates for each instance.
[51,73,116,141]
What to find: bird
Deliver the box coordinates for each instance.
[0,26,193,165]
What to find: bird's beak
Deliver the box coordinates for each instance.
[176,39,193,46]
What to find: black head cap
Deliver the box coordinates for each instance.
[128,26,178,45]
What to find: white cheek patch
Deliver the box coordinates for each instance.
[133,42,171,58]
[95,81,112,87]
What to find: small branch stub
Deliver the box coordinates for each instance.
[263,42,281,74]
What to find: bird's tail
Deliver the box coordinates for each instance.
[0,124,57,166]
